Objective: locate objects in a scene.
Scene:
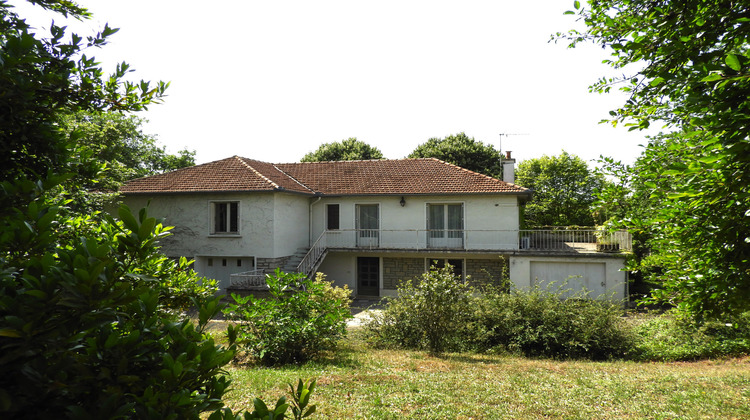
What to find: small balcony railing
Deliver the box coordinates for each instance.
[229,269,267,289]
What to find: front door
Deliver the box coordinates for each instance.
[357,257,380,297]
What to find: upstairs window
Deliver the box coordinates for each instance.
[327,204,340,230]
[212,201,239,234]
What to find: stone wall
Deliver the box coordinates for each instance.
[257,255,292,272]
[466,258,507,287]
[383,257,424,289]
[382,256,508,289]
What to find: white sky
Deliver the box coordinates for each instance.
[15,0,661,166]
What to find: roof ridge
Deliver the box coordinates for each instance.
[271,163,315,193]
[427,157,511,185]
[278,158,388,166]
[235,156,281,190]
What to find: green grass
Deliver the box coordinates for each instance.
[219,329,750,419]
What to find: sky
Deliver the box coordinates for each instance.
[15,0,661,166]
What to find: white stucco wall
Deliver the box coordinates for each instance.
[508,255,627,301]
[122,191,311,290]
[309,194,520,248]
[271,193,311,256]
[316,252,356,291]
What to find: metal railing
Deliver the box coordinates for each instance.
[303,229,631,253]
[518,229,632,252]
[296,231,329,278]
[292,228,631,280]
[229,269,267,289]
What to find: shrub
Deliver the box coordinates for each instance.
[0,181,236,419]
[632,311,750,361]
[473,285,634,360]
[367,269,633,359]
[366,265,474,353]
[224,270,352,365]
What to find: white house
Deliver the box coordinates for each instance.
[120,156,630,300]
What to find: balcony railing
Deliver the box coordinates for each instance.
[229,269,267,289]
[309,229,631,252]
[292,228,631,279]
[518,229,632,253]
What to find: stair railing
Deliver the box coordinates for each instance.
[296,231,328,278]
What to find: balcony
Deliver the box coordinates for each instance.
[294,228,630,279]
[312,228,631,253]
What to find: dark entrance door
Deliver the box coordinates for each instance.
[357,257,380,297]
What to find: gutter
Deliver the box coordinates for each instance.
[309,195,322,247]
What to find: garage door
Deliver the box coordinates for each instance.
[530,261,607,298]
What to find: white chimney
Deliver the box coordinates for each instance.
[502,151,515,184]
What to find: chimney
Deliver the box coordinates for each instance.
[502,151,515,184]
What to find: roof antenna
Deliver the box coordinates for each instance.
[498,133,529,156]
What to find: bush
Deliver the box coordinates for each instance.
[632,311,750,361]
[224,270,352,365]
[366,265,474,353]
[473,285,634,360]
[0,181,236,419]
[366,270,633,359]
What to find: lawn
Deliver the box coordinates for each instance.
[219,329,750,419]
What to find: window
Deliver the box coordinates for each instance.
[211,201,239,234]
[327,204,340,230]
[426,203,464,248]
[427,258,465,280]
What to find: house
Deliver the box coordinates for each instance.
[120,155,630,300]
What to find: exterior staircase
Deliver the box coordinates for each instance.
[283,248,311,273]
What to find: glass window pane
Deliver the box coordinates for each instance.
[215,202,227,232]
[428,204,444,238]
[327,204,340,230]
[230,202,239,232]
[448,204,463,238]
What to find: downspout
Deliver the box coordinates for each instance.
[309,196,322,247]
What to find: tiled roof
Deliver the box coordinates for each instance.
[120,156,529,196]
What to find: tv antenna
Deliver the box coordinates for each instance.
[498,132,528,153]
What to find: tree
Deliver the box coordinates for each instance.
[62,111,195,185]
[515,151,605,227]
[0,1,168,181]
[561,0,750,318]
[408,132,503,178]
[0,2,242,417]
[301,137,384,162]
[59,111,195,213]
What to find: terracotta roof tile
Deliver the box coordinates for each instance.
[121,156,529,196]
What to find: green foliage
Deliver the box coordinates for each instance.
[224,270,352,365]
[367,265,474,354]
[0,1,168,181]
[62,111,195,185]
[52,111,195,214]
[407,132,503,178]
[0,181,235,419]
[208,379,317,420]
[560,1,750,318]
[300,138,384,162]
[472,285,633,360]
[515,151,606,227]
[632,312,750,361]
[367,269,632,359]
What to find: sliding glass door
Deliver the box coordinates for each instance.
[356,204,379,247]
[427,203,464,248]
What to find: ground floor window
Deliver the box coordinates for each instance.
[426,258,464,280]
